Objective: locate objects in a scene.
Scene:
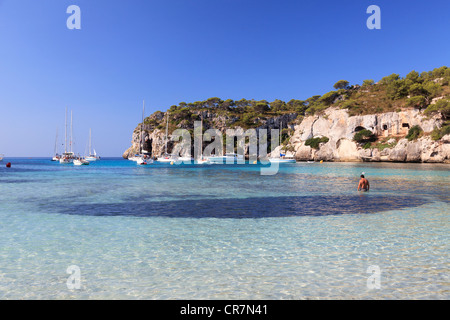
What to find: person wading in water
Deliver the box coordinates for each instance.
[358,174,370,192]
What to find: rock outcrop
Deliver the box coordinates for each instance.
[123,111,299,159]
[124,107,449,163]
[290,107,449,163]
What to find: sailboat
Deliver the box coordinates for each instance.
[208,153,244,163]
[0,154,4,162]
[60,108,76,164]
[85,128,100,161]
[156,111,178,163]
[195,114,210,164]
[74,155,89,166]
[132,100,153,165]
[51,128,61,161]
[269,121,296,163]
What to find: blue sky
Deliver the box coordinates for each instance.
[0,0,449,157]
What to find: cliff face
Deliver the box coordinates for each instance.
[123,107,449,163]
[122,111,298,159]
[290,108,449,163]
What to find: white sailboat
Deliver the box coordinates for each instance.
[157,111,177,163]
[208,153,244,163]
[60,108,75,164]
[51,128,61,161]
[74,156,89,166]
[133,100,153,164]
[85,128,100,161]
[136,157,149,165]
[0,154,4,162]
[269,121,296,163]
[195,114,209,164]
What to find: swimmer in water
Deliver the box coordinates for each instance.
[358,174,370,192]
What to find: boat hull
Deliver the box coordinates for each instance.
[208,156,244,164]
[74,160,89,166]
[59,158,73,164]
[195,160,210,165]
[268,158,296,163]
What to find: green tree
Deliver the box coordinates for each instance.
[241,113,256,126]
[382,75,409,100]
[221,99,235,109]
[305,137,329,149]
[319,91,339,105]
[408,83,426,96]
[424,99,450,119]
[405,125,423,141]
[235,98,250,108]
[305,95,321,106]
[270,99,286,112]
[423,81,443,100]
[406,70,421,83]
[353,129,376,143]
[431,66,448,78]
[333,80,350,90]
[362,79,374,87]
[286,99,307,114]
[444,68,450,82]
[380,73,400,85]
[431,125,450,140]
[254,102,269,113]
[421,71,432,80]
[406,96,427,109]
[205,97,223,108]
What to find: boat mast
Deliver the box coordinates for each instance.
[165,111,169,155]
[54,127,58,156]
[200,113,203,159]
[53,127,58,156]
[140,100,144,154]
[89,128,92,155]
[64,107,68,154]
[280,121,283,155]
[70,110,73,153]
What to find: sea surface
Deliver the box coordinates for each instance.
[0,158,448,299]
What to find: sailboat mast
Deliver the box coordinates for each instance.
[64,107,68,154]
[280,121,283,154]
[165,112,169,154]
[70,110,73,153]
[89,128,92,155]
[280,121,282,148]
[54,127,58,156]
[140,100,144,154]
[200,113,203,159]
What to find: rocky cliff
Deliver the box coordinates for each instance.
[123,107,449,163]
[290,108,449,163]
[124,66,450,162]
[122,110,299,159]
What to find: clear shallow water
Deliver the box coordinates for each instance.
[0,158,448,299]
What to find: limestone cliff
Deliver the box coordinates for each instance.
[123,65,450,162]
[290,108,449,163]
[124,106,449,163]
[122,110,298,159]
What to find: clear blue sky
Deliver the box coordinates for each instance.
[0,0,449,157]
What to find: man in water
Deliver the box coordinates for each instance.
[357,174,370,192]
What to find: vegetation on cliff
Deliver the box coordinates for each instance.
[147,66,450,123]
[305,137,330,149]
[137,66,449,140]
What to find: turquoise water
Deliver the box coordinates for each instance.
[0,158,448,299]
